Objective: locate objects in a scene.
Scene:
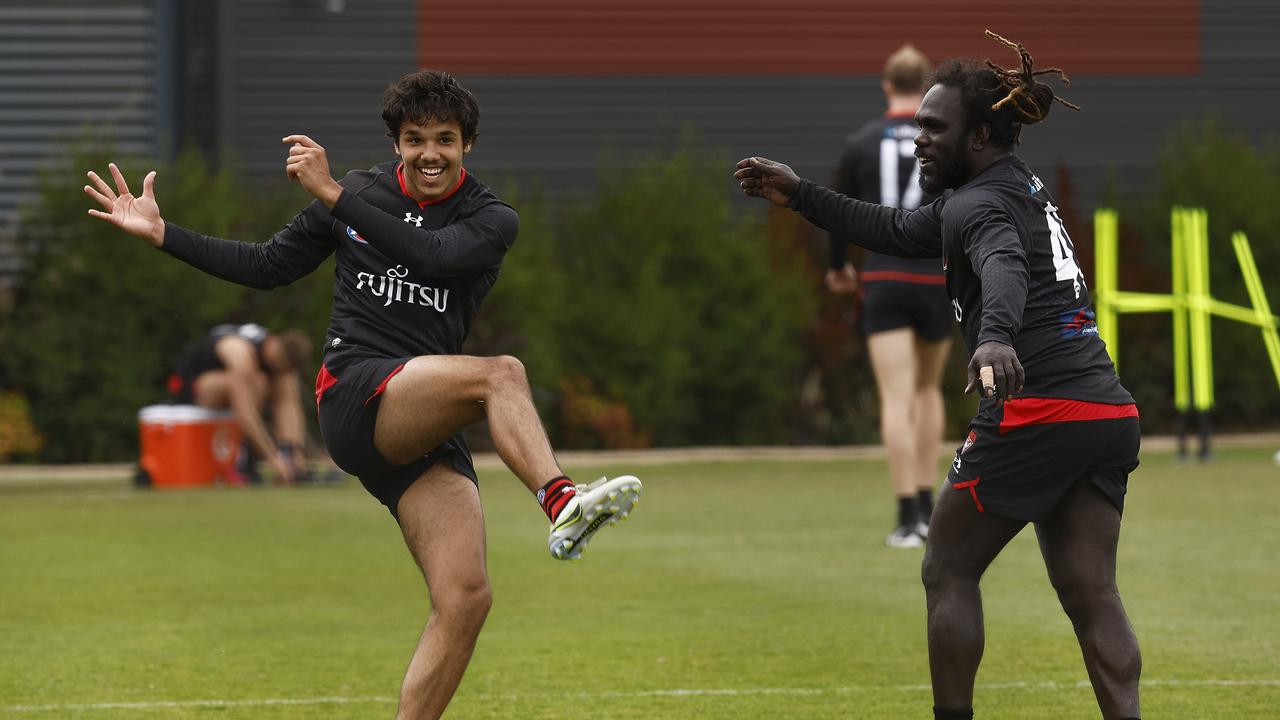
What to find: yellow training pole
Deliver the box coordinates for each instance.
[1232,231,1280,391]
[1188,208,1214,411]
[1094,209,1119,368]
[1172,208,1191,412]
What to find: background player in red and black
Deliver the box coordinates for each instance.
[737,32,1143,720]
[86,70,641,720]
[169,322,313,483]
[827,44,953,548]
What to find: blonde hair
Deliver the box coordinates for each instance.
[883,44,932,95]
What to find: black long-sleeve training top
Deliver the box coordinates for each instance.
[828,113,942,282]
[161,162,518,369]
[790,154,1132,405]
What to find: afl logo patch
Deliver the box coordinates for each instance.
[346,226,368,244]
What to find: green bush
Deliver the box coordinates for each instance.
[1113,118,1280,430]
[0,391,44,461]
[476,137,815,447]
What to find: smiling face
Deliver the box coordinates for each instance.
[914,84,975,194]
[394,119,471,204]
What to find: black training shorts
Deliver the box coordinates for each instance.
[861,276,953,341]
[946,398,1141,523]
[315,355,477,520]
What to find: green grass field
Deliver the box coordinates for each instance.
[2,445,1278,719]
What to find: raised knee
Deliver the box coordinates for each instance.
[488,355,528,388]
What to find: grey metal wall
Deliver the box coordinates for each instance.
[205,0,1279,223]
[214,0,417,179]
[4,0,1278,253]
[0,0,158,278]
[460,0,1278,215]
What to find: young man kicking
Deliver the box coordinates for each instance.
[736,32,1142,720]
[86,69,641,720]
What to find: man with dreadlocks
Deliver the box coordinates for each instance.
[735,32,1142,720]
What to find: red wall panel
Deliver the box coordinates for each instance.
[418,0,1199,76]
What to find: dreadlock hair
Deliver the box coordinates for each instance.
[933,30,1080,148]
[382,70,480,145]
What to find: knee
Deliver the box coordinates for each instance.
[916,386,943,411]
[431,578,493,632]
[880,401,911,432]
[920,554,952,598]
[488,355,529,390]
[1053,580,1118,621]
[921,549,982,600]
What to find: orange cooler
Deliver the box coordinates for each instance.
[137,405,243,488]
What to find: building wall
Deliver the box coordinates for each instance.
[432,0,1267,215]
[213,0,418,178]
[216,0,1275,217]
[0,0,159,237]
[3,0,1277,260]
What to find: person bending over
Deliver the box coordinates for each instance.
[168,322,313,484]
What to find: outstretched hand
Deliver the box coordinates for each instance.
[965,340,1025,406]
[734,156,801,207]
[85,163,165,248]
[282,134,343,208]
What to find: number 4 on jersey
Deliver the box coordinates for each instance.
[1045,202,1084,299]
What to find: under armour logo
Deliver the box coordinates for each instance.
[404,212,423,227]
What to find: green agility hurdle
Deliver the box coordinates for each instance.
[1093,207,1280,460]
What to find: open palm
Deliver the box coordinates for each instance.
[85,163,165,247]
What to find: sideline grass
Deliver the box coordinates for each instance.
[1,445,1278,718]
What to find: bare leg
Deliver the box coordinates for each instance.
[868,329,920,500]
[1035,483,1142,719]
[268,371,306,449]
[375,355,562,493]
[192,368,277,461]
[912,336,952,493]
[394,463,492,720]
[921,487,1026,709]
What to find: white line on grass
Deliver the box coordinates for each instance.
[3,696,397,712]
[6,679,1278,713]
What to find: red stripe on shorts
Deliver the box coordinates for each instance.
[315,364,338,408]
[364,362,408,405]
[998,398,1138,434]
[859,270,945,285]
[952,477,984,513]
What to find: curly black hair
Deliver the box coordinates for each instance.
[381,70,480,145]
[933,31,1079,147]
